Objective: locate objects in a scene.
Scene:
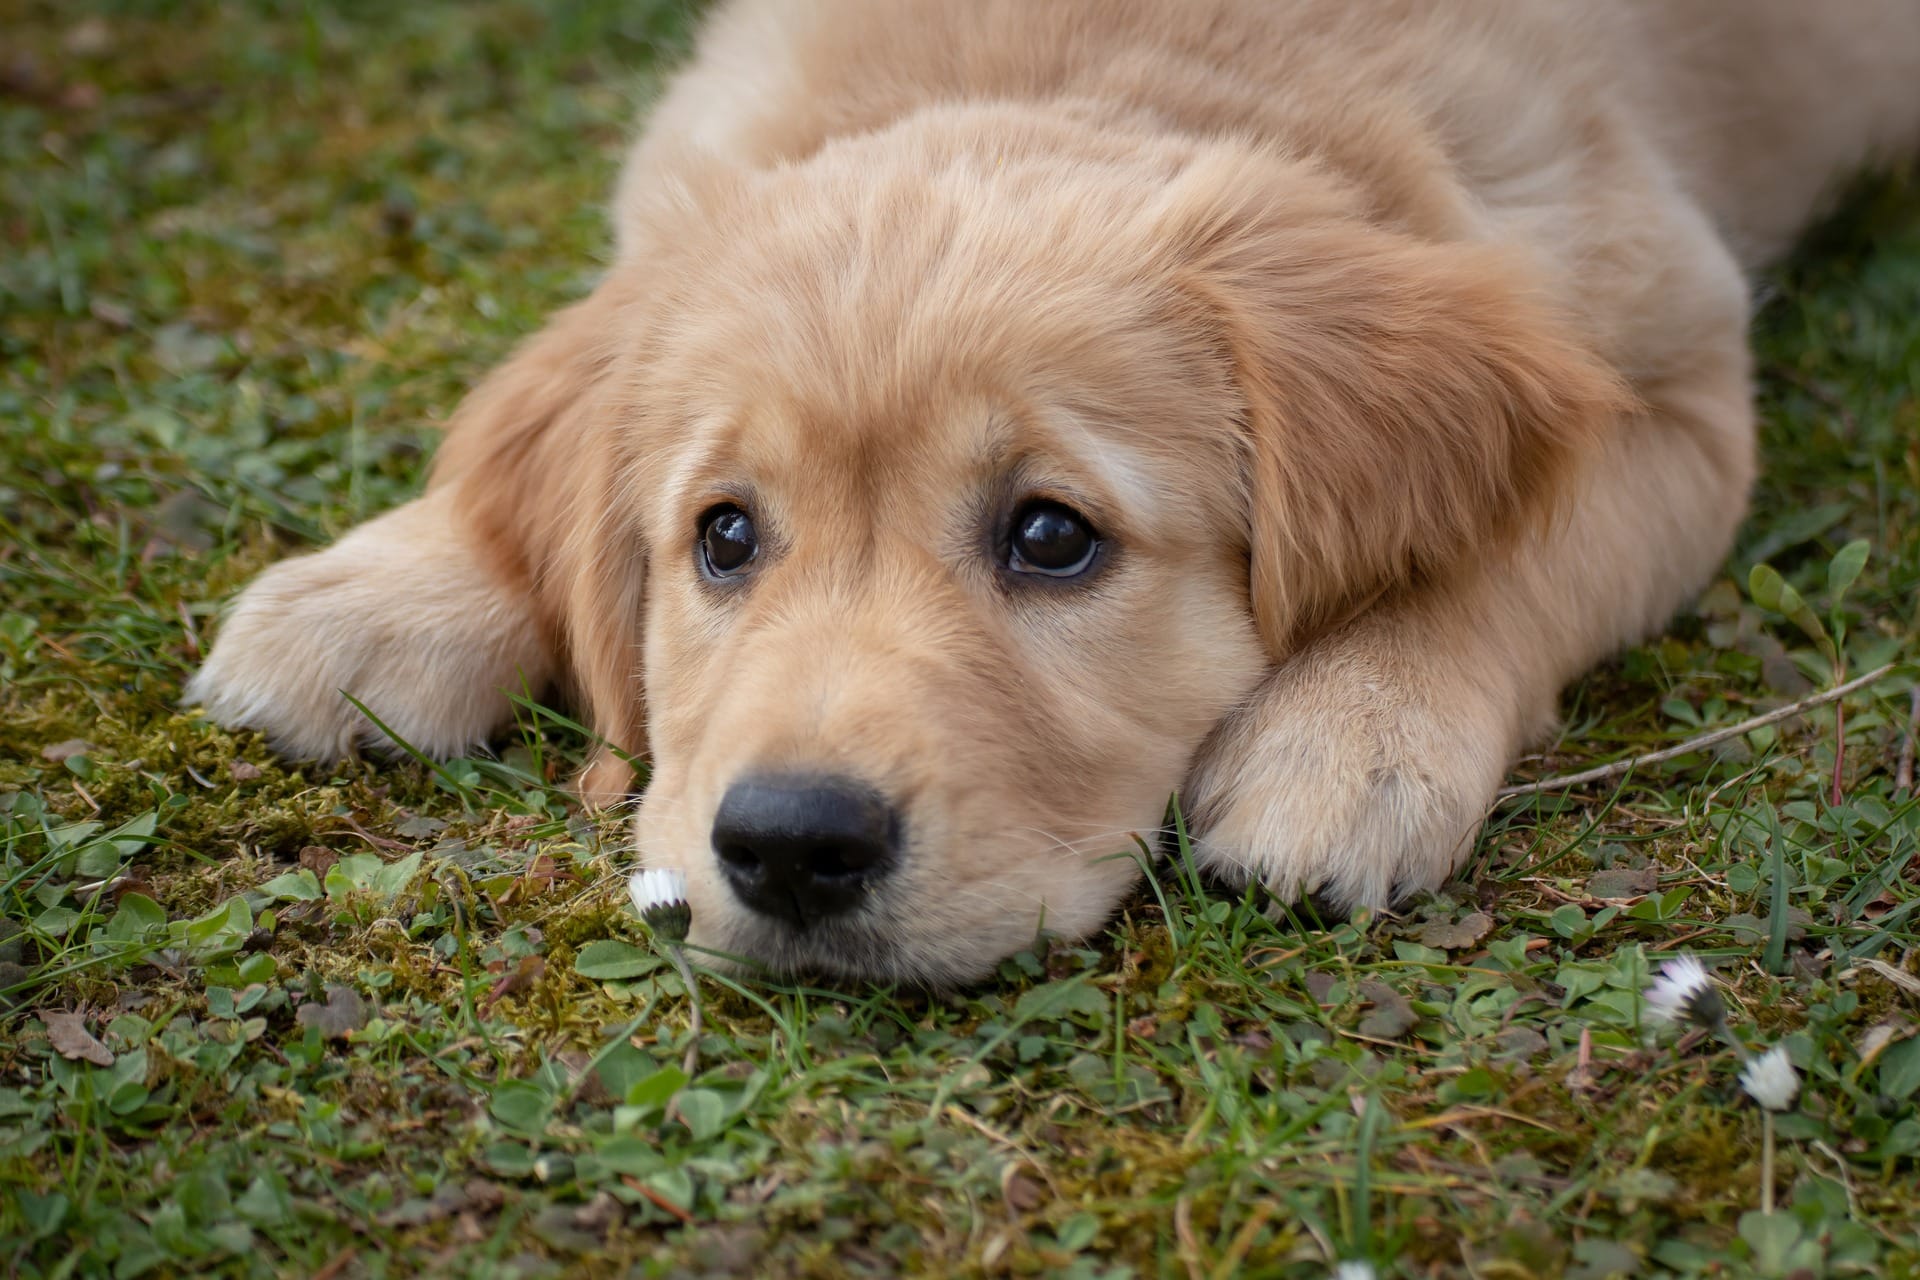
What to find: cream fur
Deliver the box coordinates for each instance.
[184,481,552,761]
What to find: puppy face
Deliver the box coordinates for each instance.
[551,124,1620,982]
[614,140,1268,982]
[633,409,1267,981]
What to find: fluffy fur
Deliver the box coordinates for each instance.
[187,0,1920,982]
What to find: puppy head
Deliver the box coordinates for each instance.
[529,126,1621,983]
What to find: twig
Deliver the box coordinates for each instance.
[312,1248,359,1280]
[336,814,411,851]
[1497,663,1900,799]
[1209,1201,1275,1280]
[945,1104,1061,1195]
[1648,926,1722,953]
[623,1175,695,1223]
[1401,1105,1561,1133]
[1897,687,1918,796]
[1174,1196,1205,1280]
[176,599,202,660]
[1567,1025,1595,1093]
[71,781,101,814]
[1848,957,1920,997]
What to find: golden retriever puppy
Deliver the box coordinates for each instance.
[188,0,1920,982]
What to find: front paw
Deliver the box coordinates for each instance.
[1183,637,1512,912]
[185,491,552,763]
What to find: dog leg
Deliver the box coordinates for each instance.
[188,284,636,772]
[185,478,556,762]
[1185,336,1759,910]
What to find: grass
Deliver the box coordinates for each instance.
[3,2,1918,1275]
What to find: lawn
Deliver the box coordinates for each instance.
[3,2,1919,1276]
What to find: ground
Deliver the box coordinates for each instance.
[3,2,1919,1277]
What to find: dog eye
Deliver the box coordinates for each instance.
[1007,500,1099,578]
[699,504,759,578]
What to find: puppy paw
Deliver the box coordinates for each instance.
[185,489,553,762]
[1183,631,1513,912]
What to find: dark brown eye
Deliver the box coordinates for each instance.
[1008,501,1099,578]
[699,505,758,578]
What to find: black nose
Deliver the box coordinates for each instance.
[711,774,901,926]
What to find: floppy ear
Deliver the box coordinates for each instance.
[1155,151,1632,652]
[430,280,650,804]
[552,443,651,806]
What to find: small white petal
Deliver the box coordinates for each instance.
[627,866,689,915]
[1739,1045,1801,1112]
[1333,1263,1377,1280]
[1644,954,1712,1024]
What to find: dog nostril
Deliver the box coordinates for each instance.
[716,841,760,873]
[710,774,901,927]
[803,840,880,879]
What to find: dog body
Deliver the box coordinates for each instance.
[188,0,1920,981]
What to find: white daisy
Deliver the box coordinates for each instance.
[628,867,687,913]
[1739,1044,1801,1112]
[628,867,691,941]
[1643,953,1725,1030]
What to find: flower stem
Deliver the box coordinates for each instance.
[1761,1110,1776,1215]
[669,943,703,1080]
[1712,1020,1748,1058]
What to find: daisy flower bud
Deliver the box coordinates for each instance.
[1643,953,1726,1031]
[628,867,691,942]
[1739,1044,1801,1112]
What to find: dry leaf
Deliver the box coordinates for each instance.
[296,985,370,1039]
[1419,911,1493,951]
[89,298,134,329]
[298,846,339,877]
[392,813,448,839]
[44,1011,114,1065]
[1856,1020,1913,1066]
[1851,958,1920,996]
[64,18,113,57]
[1586,867,1657,900]
[41,739,94,764]
[461,1180,505,1213]
[482,956,546,1012]
[1002,1168,1044,1213]
[556,1048,614,1107]
[1494,1027,1548,1061]
[500,855,575,906]
[57,82,101,111]
[1357,981,1418,1039]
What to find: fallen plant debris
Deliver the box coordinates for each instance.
[41,1011,114,1067]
